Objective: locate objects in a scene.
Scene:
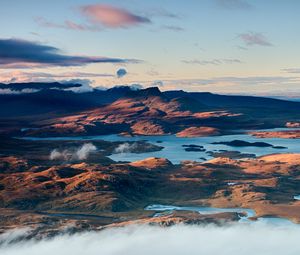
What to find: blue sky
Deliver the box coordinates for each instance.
[0,0,300,96]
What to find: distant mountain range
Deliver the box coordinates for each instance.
[0,82,299,136]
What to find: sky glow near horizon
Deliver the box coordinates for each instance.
[0,0,300,96]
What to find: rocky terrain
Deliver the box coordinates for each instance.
[19,87,245,137]
[250,130,300,139]
[1,83,300,239]
[1,84,300,138]
[1,134,300,238]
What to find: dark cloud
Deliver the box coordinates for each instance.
[238,32,273,46]
[0,79,96,94]
[0,82,82,91]
[116,68,128,78]
[0,38,139,69]
[216,0,254,10]
[81,4,151,28]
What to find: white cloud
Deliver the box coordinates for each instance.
[2,223,300,255]
[114,143,138,153]
[0,88,39,94]
[50,143,97,161]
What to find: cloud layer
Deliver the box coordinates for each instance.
[182,59,242,65]
[0,70,113,84]
[81,4,151,28]
[0,39,137,68]
[2,223,300,255]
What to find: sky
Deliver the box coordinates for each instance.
[0,0,300,96]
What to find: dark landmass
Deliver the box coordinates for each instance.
[212,140,287,149]
[182,144,206,152]
[206,150,256,159]
[0,83,300,137]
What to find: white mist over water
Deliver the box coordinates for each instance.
[2,223,300,255]
[49,143,97,161]
[114,142,138,153]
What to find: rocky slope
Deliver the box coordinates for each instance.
[250,130,300,139]
[21,87,250,137]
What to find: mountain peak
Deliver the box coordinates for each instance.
[125,87,162,98]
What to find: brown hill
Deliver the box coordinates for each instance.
[23,87,245,137]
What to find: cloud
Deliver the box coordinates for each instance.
[182,59,242,65]
[216,0,254,10]
[35,17,101,32]
[238,32,273,46]
[0,88,39,95]
[114,143,138,153]
[162,76,300,87]
[138,76,300,96]
[0,38,139,69]
[80,4,151,28]
[2,223,300,255]
[282,68,300,74]
[162,25,184,32]
[152,80,164,87]
[128,84,144,90]
[61,79,95,93]
[0,82,82,91]
[116,68,127,78]
[146,8,181,19]
[0,228,32,246]
[50,143,97,161]
[0,70,113,84]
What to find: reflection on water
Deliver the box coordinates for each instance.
[294,195,300,200]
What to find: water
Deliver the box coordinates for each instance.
[145,204,255,222]
[22,128,300,164]
[145,204,297,225]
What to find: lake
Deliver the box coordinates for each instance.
[22,128,300,164]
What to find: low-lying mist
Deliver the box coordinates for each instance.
[114,142,139,153]
[49,143,97,161]
[1,223,300,255]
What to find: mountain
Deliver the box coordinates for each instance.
[0,82,300,136]
[163,90,300,109]
[0,85,135,118]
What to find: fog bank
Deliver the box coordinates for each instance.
[2,223,300,255]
